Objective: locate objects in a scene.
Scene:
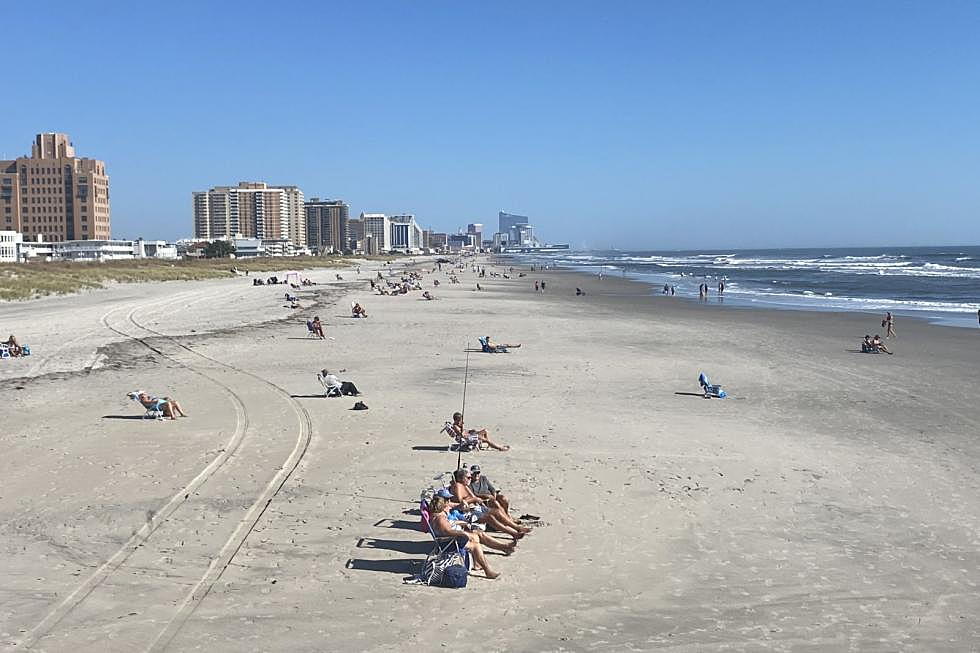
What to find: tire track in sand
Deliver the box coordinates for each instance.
[15,301,249,651]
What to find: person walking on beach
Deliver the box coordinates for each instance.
[883,312,897,338]
[718,280,725,294]
[540,281,546,292]
[534,281,539,292]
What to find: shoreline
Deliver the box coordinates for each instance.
[496,254,980,331]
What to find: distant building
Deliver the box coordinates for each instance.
[347,217,364,251]
[1,132,111,241]
[0,230,23,262]
[14,236,176,262]
[305,198,349,254]
[467,223,484,250]
[447,233,474,251]
[429,232,448,250]
[389,214,423,253]
[192,182,306,246]
[498,211,528,242]
[361,213,390,252]
[231,237,310,258]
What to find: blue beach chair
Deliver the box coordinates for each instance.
[698,372,727,399]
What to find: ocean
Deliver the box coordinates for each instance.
[517,246,980,328]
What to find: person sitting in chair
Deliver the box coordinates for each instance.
[319,369,360,397]
[485,336,521,352]
[468,464,511,514]
[4,334,23,357]
[450,469,530,539]
[428,495,508,579]
[351,302,368,318]
[130,391,187,420]
[861,335,874,353]
[448,412,509,451]
[311,316,325,339]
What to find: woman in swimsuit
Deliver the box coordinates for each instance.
[429,496,510,578]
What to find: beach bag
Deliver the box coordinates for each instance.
[340,381,360,396]
[422,551,466,587]
[352,401,368,410]
[440,564,468,588]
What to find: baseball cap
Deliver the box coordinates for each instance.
[469,464,481,473]
[435,488,452,499]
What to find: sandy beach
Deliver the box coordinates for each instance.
[1,258,978,652]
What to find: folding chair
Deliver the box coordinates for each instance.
[698,372,727,399]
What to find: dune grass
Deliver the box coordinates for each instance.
[0,256,364,301]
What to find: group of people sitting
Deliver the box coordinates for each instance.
[426,464,536,579]
[861,334,893,355]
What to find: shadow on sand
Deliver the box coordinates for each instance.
[344,558,417,575]
[102,415,152,420]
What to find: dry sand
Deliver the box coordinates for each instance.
[1,259,978,652]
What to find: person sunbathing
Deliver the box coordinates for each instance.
[449,469,530,539]
[449,412,509,451]
[428,495,508,578]
[4,334,23,357]
[485,336,521,351]
[311,316,325,339]
[422,291,436,300]
[872,335,893,355]
[132,391,187,420]
[468,464,510,514]
[861,335,874,353]
[351,302,368,318]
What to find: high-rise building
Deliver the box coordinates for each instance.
[192,182,305,246]
[389,214,423,252]
[347,216,364,251]
[498,211,528,241]
[467,223,484,249]
[305,198,349,254]
[361,213,390,253]
[1,133,111,241]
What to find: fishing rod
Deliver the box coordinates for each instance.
[456,349,470,470]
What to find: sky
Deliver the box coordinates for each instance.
[3,1,980,249]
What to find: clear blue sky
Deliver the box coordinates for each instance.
[4,1,979,249]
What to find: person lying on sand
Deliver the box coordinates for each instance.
[486,336,521,350]
[130,391,187,420]
[449,412,509,451]
[422,291,436,300]
[449,469,531,539]
[429,495,509,578]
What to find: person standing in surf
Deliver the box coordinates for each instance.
[883,312,897,338]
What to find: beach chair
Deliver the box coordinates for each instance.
[0,344,9,359]
[478,336,507,354]
[419,500,471,583]
[441,422,480,452]
[317,372,343,397]
[698,372,727,399]
[306,320,317,338]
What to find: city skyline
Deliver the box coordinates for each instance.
[3,4,980,248]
